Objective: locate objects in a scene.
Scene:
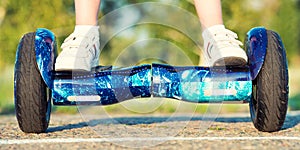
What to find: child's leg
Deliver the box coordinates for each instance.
[194,0,247,66]
[55,0,101,71]
[194,0,223,30]
[75,0,101,25]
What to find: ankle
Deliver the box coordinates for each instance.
[73,25,99,35]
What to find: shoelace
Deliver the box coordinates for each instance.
[211,29,243,49]
[60,33,99,57]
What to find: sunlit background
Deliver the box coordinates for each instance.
[0,0,299,114]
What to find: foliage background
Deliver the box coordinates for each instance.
[0,0,299,114]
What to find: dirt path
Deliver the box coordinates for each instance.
[1,111,300,149]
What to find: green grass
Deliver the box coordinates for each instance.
[52,106,78,114]
[74,100,249,115]
[0,66,14,114]
[289,94,300,110]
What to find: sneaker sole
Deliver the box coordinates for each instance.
[55,62,91,72]
[213,57,247,66]
[55,58,99,72]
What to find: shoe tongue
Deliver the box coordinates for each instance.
[202,25,225,38]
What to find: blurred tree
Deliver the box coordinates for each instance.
[0,0,299,68]
[99,0,202,65]
[269,0,300,58]
[0,0,75,68]
[222,0,299,62]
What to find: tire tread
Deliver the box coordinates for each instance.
[251,30,289,132]
[14,32,50,133]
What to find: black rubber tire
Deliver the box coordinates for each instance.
[250,30,289,132]
[14,32,51,133]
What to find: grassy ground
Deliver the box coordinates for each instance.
[1,65,299,115]
[287,65,300,110]
[0,66,15,114]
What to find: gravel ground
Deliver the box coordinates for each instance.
[1,111,300,149]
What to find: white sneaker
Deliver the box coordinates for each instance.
[55,26,100,71]
[202,25,247,66]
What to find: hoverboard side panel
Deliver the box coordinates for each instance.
[52,65,152,105]
[152,64,252,103]
[52,64,252,105]
[246,27,268,80]
[35,28,57,88]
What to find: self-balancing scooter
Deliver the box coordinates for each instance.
[14,27,288,133]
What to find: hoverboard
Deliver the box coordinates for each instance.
[14,27,288,133]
